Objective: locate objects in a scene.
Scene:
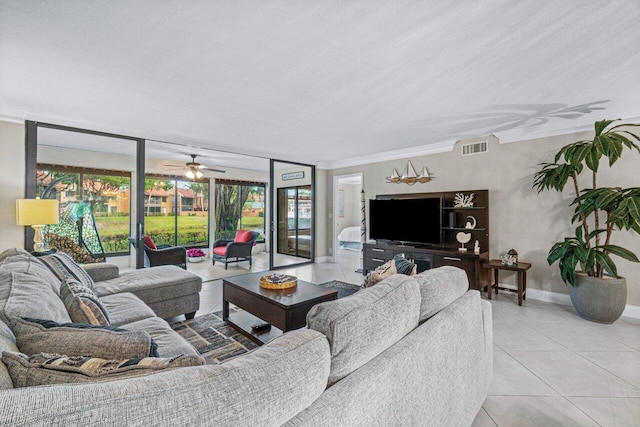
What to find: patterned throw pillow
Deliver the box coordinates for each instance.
[2,351,205,387]
[59,277,111,325]
[364,260,397,287]
[38,252,96,291]
[13,317,158,360]
[393,254,417,276]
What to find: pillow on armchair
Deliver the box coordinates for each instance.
[143,235,157,250]
[234,230,254,243]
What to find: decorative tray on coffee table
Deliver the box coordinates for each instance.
[259,274,298,289]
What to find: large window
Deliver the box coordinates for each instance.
[144,176,210,247]
[36,165,132,255]
[215,180,266,241]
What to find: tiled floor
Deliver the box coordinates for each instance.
[184,251,640,427]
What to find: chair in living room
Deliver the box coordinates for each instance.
[128,236,187,269]
[212,230,259,269]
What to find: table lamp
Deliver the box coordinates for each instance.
[16,198,59,252]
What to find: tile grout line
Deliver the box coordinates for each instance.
[499,349,564,397]
[572,350,640,393]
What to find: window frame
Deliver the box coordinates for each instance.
[36,163,132,256]
[214,179,267,243]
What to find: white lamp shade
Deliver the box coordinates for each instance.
[16,199,59,226]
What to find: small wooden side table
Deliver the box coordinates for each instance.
[482,259,532,306]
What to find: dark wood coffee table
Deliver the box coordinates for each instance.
[222,272,338,345]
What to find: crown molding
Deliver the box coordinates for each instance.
[6,106,640,171]
[319,109,640,170]
[494,109,640,144]
[317,139,457,170]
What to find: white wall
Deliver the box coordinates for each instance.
[0,121,25,250]
[327,132,640,307]
[337,182,361,233]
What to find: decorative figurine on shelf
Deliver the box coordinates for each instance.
[500,249,518,266]
[456,232,471,252]
[465,215,477,229]
[454,192,475,208]
[474,240,480,254]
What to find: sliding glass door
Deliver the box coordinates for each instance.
[27,121,146,267]
[270,160,314,269]
[277,185,311,259]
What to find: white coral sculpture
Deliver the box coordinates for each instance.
[453,193,474,208]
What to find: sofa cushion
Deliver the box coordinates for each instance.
[307,275,421,384]
[0,248,30,263]
[2,351,205,387]
[37,252,95,291]
[2,271,71,327]
[13,318,158,360]
[0,319,18,389]
[213,246,227,256]
[0,252,64,296]
[99,292,157,326]
[81,263,120,283]
[94,265,202,305]
[121,317,199,357]
[59,277,111,326]
[413,266,469,322]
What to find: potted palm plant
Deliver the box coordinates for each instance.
[533,119,640,323]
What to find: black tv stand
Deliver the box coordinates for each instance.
[364,242,488,290]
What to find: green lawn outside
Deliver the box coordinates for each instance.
[94,215,265,252]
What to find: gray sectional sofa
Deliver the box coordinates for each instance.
[0,247,492,426]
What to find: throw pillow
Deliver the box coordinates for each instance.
[2,271,72,327]
[393,254,417,276]
[234,230,254,243]
[2,351,205,387]
[13,317,158,360]
[59,277,111,326]
[364,259,397,287]
[38,252,96,291]
[45,234,104,264]
[143,235,157,250]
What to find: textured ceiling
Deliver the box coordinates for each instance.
[1,1,639,168]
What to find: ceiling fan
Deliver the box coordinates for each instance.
[163,154,226,179]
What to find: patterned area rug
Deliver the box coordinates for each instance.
[317,280,362,298]
[170,311,258,364]
[169,280,361,364]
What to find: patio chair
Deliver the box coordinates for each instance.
[128,236,187,269]
[212,230,259,269]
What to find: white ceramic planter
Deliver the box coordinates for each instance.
[188,256,205,263]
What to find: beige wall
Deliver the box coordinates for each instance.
[337,182,361,232]
[0,121,26,250]
[327,132,640,307]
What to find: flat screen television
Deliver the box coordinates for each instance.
[369,197,442,245]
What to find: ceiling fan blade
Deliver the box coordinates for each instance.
[203,167,226,173]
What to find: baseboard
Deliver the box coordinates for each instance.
[315,256,333,264]
[512,285,640,319]
[622,304,640,319]
[525,288,572,306]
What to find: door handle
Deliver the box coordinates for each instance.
[372,248,384,252]
[372,258,385,262]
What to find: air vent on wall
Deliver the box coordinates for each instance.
[461,141,488,156]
